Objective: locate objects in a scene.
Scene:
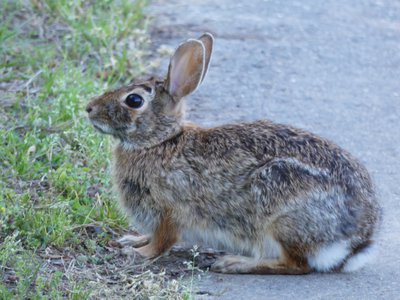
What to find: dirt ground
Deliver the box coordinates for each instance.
[144,0,400,299]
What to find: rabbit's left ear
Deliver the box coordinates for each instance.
[165,39,205,101]
[197,33,214,83]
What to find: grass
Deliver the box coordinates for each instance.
[0,0,199,298]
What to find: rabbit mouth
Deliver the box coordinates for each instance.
[90,120,113,135]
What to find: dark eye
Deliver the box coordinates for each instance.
[125,94,144,109]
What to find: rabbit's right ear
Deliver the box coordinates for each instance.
[165,40,205,101]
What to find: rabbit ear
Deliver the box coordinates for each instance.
[165,39,205,100]
[197,33,214,83]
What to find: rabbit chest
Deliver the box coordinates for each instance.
[112,137,270,238]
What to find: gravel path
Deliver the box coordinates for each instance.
[148,0,400,298]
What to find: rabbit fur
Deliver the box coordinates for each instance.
[86,33,381,274]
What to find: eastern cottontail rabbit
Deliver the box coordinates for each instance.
[86,33,381,274]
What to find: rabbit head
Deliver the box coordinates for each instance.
[86,33,214,149]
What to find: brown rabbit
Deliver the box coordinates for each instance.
[86,33,381,274]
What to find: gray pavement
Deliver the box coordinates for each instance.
[148,0,400,298]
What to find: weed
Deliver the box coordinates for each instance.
[182,245,206,299]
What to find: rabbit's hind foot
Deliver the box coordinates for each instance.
[211,255,311,275]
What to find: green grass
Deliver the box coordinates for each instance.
[0,0,195,299]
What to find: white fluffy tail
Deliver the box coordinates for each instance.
[342,245,376,272]
[307,241,376,272]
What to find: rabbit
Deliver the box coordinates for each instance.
[86,33,381,274]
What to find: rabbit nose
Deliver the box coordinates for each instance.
[86,103,93,113]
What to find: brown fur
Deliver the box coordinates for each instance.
[86,33,381,274]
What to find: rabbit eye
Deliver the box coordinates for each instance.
[125,94,144,109]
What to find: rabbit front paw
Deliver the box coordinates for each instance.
[132,243,162,259]
[117,234,150,248]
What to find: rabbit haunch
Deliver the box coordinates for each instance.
[87,33,380,274]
